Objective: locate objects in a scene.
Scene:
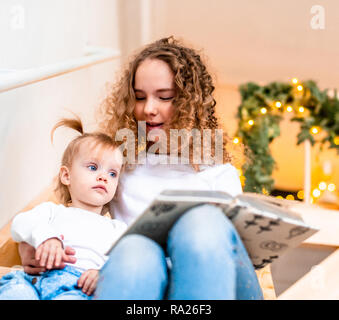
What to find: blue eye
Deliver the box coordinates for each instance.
[88,165,97,171]
[109,171,117,178]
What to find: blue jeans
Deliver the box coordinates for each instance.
[94,204,263,300]
[0,265,91,300]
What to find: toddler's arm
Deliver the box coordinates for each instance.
[11,202,63,249]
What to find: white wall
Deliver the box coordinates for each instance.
[0,0,122,228]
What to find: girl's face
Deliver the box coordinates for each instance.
[60,140,123,214]
[133,58,175,134]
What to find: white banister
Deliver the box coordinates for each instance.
[0,46,120,94]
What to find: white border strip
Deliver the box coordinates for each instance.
[0,46,120,94]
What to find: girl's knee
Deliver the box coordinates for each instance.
[104,234,167,275]
[168,204,239,253]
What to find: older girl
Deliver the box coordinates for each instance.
[19,37,263,300]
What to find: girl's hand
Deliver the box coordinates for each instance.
[35,238,64,270]
[77,269,99,296]
[19,241,77,274]
[19,242,46,274]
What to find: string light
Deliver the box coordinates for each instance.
[233,137,240,144]
[297,190,304,200]
[310,126,321,135]
[297,85,303,91]
[318,181,327,191]
[275,101,282,108]
[298,106,305,113]
[328,183,336,192]
[292,78,298,84]
[312,189,321,198]
[260,107,267,114]
[248,119,254,126]
[286,106,293,112]
[334,136,339,145]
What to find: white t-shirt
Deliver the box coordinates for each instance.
[111,153,243,226]
[11,202,127,273]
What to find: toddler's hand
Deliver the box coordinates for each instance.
[77,269,99,296]
[35,238,64,270]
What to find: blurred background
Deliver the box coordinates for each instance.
[0,0,338,228]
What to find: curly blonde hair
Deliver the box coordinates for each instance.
[51,116,122,214]
[99,36,244,169]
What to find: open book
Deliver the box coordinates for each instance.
[110,190,319,270]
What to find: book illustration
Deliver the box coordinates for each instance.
[253,255,279,269]
[286,226,310,239]
[244,215,277,229]
[259,240,288,252]
[256,219,281,234]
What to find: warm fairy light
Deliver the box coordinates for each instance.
[297,190,304,200]
[318,181,327,191]
[310,126,321,135]
[297,85,303,91]
[292,78,298,84]
[260,107,267,114]
[248,119,254,126]
[275,101,282,108]
[312,189,321,198]
[298,106,305,113]
[334,136,339,145]
[286,106,293,112]
[286,194,295,201]
[233,137,240,144]
[328,183,336,192]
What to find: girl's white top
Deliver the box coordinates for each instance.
[111,153,243,225]
[11,203,127,273]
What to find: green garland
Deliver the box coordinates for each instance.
[235,79,339,194]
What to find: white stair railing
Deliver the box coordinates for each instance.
[0,46,120,94]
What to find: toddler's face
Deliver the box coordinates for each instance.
[65,142,123,211]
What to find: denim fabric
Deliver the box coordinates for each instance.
[94,204,264,300]
[0,265,91,300]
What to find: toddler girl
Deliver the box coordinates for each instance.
[0,117,127,300]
